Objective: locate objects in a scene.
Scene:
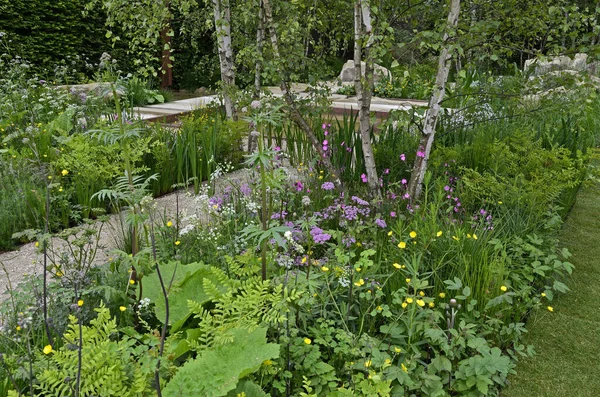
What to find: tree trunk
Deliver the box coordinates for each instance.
[213,0,236,119]
[262,0,338,177]
[407,0,460,200]
[354,0,379,193]
[254,0,264,99]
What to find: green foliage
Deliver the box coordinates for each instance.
[143,261,227,333]
[33,305,155,396]
[0,0,112,79]
[163,327,279,397]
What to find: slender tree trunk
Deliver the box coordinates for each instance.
[407,0,460,200]
[213,0,236,119]
[254,0,264,99]
[354,0,379,193]
[262,0,338,177]
[159,0,172,89]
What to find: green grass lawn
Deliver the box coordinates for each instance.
[502,158,600,396]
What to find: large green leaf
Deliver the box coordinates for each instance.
[163,327,279,397]
[143,261,225,332]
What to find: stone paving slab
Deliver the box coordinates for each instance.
[132,86,429,122]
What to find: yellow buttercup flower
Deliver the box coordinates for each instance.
[301,256,307,264]
[398,241,406,249]
[119,306,126,312]
[175,241,181,246]
[428,302,435,308]
[401,363,408,373]
[304,338,312,345]
[419,291,425,297]
[129,279,135,285]
[364,360,372,368]
[406,298,414,304]
[16,326,21,331]
[77,300,84,307]
[166,221,173,227]
[452,236,460,241]
[473,233,478,240]
[394,347,401,353]
[401,302,408,308]
[547,306,554,312]
[393,263,401,269]
[439,292,446,298]
[354,278,365,287]
[541,292,546,297]
[388,231,393,236]
[416,299,425,307]
[436,231,443,237]
[35,242,39,247]
[405,278,411,283]
[500,285,508,292]
[467,234,472,239]
[43,345,53,355]
[322,266,329,272]
[61,169,68,176]
[409,231,417,238]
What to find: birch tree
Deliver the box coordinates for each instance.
[407,0,461,200]
[354,0,379,193]
[212,0,236,119]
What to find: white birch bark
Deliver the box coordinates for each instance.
[407,0,461,200]
[354,0,379,193]
[213,0,236,119]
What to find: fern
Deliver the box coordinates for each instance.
[34,304,155,397]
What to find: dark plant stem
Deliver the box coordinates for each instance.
[25,337,34,397]
[41,183,54,347]
[73,284,82,397]
[149,213,167,397]
[0,354,21,396]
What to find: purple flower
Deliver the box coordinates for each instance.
[351,196,369,206]
[361,174,368,183]
[321,182,335,191]
[384,168,390,174]
[444,185,450,191]
[401,179,407,185]
[240,184,252,196]
[311,227,331,244]
[375,218,387,228]
[322,123,327,129]
[390,211,396,217]
[403,193,410,199]
[416,151,426,158]
[294,181,304,191]
[400,154,406,161]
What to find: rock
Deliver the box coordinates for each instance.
[525,53,588,75]
[339,60,391,85]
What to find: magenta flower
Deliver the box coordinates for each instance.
[361,174,368,183]
[400,154,406,161]
[416,151,426,158]
[401,179,407,185]
[390,211,396,217]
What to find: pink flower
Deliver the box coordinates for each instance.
[384,168,390,174]
[390,211,396,217]
[361,174,368,183]
[403,193,410,199]
[323,140,328,145]
[400,154,406,161]
[417,151,426,158]
[322,123,327,129]
[401,179,407,185]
